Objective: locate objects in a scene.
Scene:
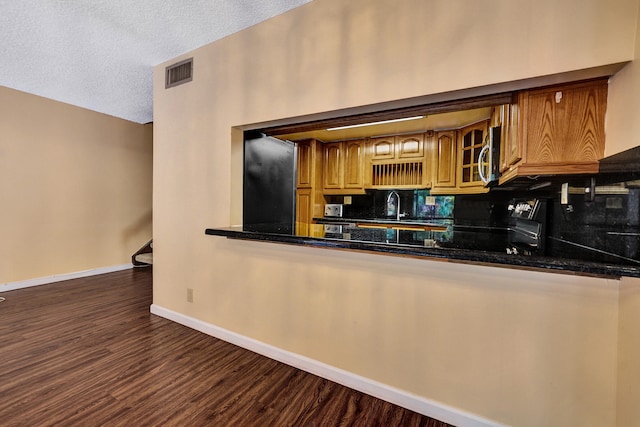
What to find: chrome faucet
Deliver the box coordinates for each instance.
[386,190,406,221]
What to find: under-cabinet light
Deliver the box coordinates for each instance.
[326,116,425,131]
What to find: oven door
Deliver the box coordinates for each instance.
[508,218,544,255]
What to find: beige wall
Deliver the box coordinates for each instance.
[607,1,640,155]
[617,277,640,426]
[153,0,640,425]
[611,7,640,426]
[0,86,153,284]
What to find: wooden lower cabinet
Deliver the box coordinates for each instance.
[295,188,312,236]
[295,139,324,237]
[295,187,325,237]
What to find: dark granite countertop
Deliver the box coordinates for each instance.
[314,217,451,227]
[205,226,640,279]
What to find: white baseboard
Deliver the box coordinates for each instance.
[150,304,506,427]
[1,264,133,292]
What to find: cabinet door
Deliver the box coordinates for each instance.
[525,82,606,165]
[433,131,457,189]
[458,121,487,187]
[295,188,312,236]
[343,140,364,189]
[296,140,314,188]
[370,137,395,160]
[500,102,522,172]
[396,134,424,159]
[323,142,343,189]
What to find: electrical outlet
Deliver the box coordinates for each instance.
[561,182,569,205]
[187,288,194,303]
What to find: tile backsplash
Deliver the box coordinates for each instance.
[413,190,454,219]
[322,174,640,267]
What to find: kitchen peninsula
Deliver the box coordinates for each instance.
[208,78,640,278]
[205,225,640,278]
[207,166,640,278]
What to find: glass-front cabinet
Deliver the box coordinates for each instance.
[458,121,487,189]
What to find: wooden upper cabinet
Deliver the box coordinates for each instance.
[431,126,490,195]
[322,140,365,193]
[371,134,424,161]
[457,121,488,188]
[323,142,342,189]
[370,137,395,160]
[368,133,428,189]
[499,102,521,173]
[432,131,457,190]
[343,140,364,189]
[500,79,607,183]
[296,138,324,189]
[490,105,501,128]
[296,139,324,236]
[396,134,425,159]
[296,140,314,188]
[525,81,606,164]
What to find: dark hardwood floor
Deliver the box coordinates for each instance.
[0,268,452,426]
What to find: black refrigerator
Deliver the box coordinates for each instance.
[243,133,296,234]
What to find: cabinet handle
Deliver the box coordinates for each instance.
[555,91,563,103]
[477,144,490,184]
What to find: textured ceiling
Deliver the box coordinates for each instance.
[0,0,312,124]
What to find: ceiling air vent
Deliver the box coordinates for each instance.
[165,58,193,89]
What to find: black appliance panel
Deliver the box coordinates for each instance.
[243,134,296,234]
[508,199,548,255]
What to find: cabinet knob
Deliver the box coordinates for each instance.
[555,91,563,103]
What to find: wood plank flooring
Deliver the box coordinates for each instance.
[0,268,452,426]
